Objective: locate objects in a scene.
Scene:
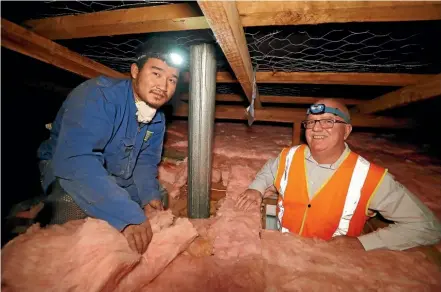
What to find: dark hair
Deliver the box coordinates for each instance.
[134,36,186,70]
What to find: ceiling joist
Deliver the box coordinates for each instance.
[197,0,261,108]
[23,3,208,40]
[1,18,125,79]
[354,74,441,114]
[174,104,414,129]
[23,2,441,40]
[183,71,436,86]
[237,1,441,27]
[181,94,363,105]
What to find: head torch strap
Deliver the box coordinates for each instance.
[307,104,351,124]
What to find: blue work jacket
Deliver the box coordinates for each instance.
[37,76,165,231]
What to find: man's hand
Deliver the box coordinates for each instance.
[236,189,262,211]
[330,236,365,250]
[122,219,153,254]
[148,199,164,211]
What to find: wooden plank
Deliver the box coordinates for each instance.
[182,93,363,105]
[183,71,237,83]
[174,104,414,128]
[260,95,363,105]
[183,71,435,86]
[23,3,208,40]
[181,93,243,102]
[292,122,302,145]
[24,2,441,40]
[354,74,441,114]
[197,1,262,108]
[253,72,435,86]
[1,18,125,79]
[237,1,441,26]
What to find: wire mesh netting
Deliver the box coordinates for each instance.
[57,30,230,72]
[3,1,440,75]
[54,21,441,75]
[2,1,173,23]
[2,2,440,99]
[245,21,441,74]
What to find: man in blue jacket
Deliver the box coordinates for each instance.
[37,37,185,254]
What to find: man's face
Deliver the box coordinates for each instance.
[131,57,180,109]
[305,112,351,153]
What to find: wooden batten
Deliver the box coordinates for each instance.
[354,74,441,114]
[174,104,414,128]
[1,18,125,79]
[197,1,262,108]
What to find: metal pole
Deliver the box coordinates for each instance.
[188,43,217,218]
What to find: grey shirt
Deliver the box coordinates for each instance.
[249,143,441,251]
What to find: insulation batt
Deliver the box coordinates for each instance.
[1,211,197,292]
[2,121,441,291]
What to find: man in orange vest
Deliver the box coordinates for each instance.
[236,98,441,251]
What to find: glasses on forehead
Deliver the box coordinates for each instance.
[301,119,347,129]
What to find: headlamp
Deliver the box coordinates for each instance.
[136,50,186,69]
[306,103,351,124]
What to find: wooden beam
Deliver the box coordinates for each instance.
[253,72,435,87]
[182,71,436,86]
[23,3,208,40]
[182,93,363,105]
[24,2,441,40]
[1,18,125,79]
[174,104,414,129]
[259,96,363,105]
[236,1,441,26]
[354,74,441,114]
[181,93,243,102]
[183,71,237,83]
[197,1,262,108]
[292,122,302,145]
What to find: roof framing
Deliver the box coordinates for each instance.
[1,18,125,79]
[184,72,437,86]
[3,1,441,130]
[353,74,441,114]
[23,1,441,40]
[197,0,261,108]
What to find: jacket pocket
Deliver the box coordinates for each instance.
[115,138,135,177]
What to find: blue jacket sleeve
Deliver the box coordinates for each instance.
[133,124,165,208]
[52,83,146,231]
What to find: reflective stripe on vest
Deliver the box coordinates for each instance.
[279,145,301,196]
[332,155,370,236]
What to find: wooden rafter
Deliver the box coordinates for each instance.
[23,3,208,40]
[181,93,363,105]
[183,71,436,86]
[1,18,125,79]
[197,1,261,108]
[24,2,441,40]
[354,74,441,114]
[236,1,441,26]
[174,104,414,129]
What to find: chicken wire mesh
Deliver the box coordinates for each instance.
[3,2,440,99]
[245,21,441,74]
[53,20,441,75]
[2,1,173,23]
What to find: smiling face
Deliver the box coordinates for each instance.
[305,99,352,156]
[130,57,180,109]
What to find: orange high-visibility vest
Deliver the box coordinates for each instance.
[274,144,387,240]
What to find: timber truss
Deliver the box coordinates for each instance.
[2,1,441,144]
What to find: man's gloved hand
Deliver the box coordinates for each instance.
[122,219,153,254]
[236,189,263,211]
